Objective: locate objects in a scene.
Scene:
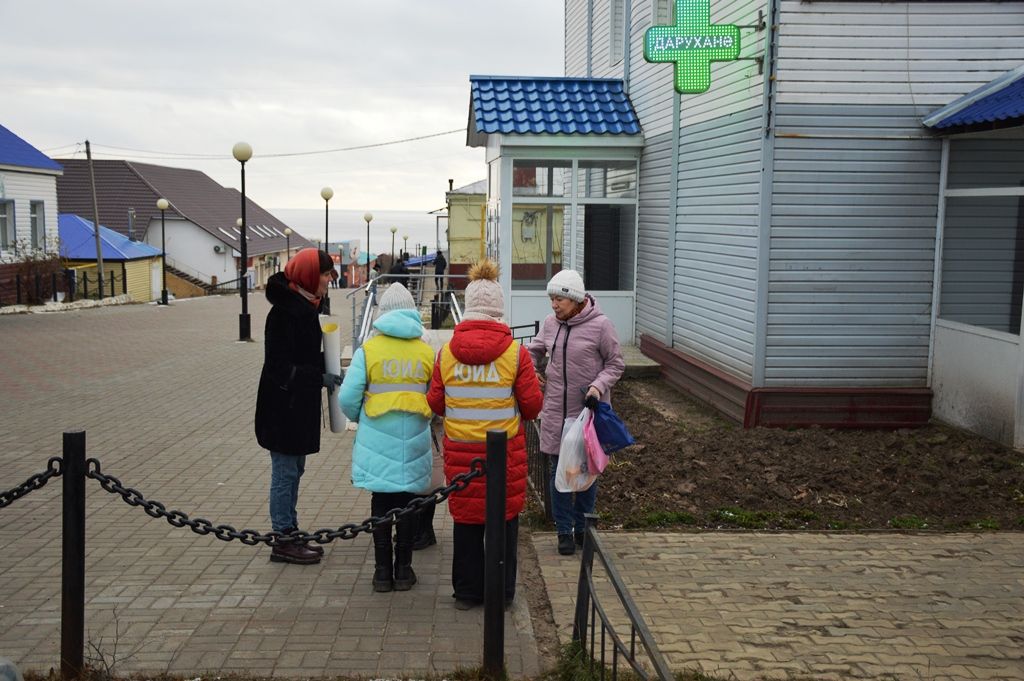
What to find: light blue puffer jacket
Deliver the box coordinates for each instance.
[339,309,433,493]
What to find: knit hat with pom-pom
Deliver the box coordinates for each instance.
[463,259,504,321]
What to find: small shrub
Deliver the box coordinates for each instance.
[638,509,696,524]
[967,518,1000,531]
[710,507,775,529]
[889,515,928,529]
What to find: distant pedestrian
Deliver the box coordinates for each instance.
[434,250,447,292]
[427,259,543,610]
[339,283,434,592]
[255,248,341,565]
[528,269,624,556]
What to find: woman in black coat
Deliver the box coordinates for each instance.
[255,248,340,564]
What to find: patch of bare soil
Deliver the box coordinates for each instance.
[597,379,1024,531]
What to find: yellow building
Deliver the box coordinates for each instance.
[446,179,564,289]
[60,214,163,302]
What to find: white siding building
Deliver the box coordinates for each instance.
[470,1,1024,443]
[0,124,62,263]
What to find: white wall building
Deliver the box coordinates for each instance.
[0,123,62,263]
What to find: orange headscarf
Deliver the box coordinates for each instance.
[284,248,330,306]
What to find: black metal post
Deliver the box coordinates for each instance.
[160,208,168,305]
[482,429,507,679]
[365,218,371,284]
[322,199,331,314]
[238,161,251,341]
[52,272,58,302]
[572,513,599,643]
[81,274,88,299]
[98,271,104,301]
[286,233,290,260]
[61,431,86,680]
[122,264,128,295]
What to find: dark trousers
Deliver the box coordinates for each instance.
[452,517,518,603]
[370,491,416,549]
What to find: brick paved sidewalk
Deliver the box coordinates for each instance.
[0,296,538,678]
[534,531,1024,681]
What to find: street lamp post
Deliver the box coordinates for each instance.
[156,198,169,305]
[363,212,373,283]
[232,141,252,341]
[402,234,409,258]
[390,226,397,264]
[284,227,292,262]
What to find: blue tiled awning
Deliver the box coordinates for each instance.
[468,76,641,139]
[924,65,1024,131]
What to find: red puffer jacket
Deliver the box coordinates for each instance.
[427,319,543,524]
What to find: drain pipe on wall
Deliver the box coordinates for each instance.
[752,0,780,388]
[665,91,681,347]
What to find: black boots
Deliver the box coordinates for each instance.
[393,537,417,591]
[372,531,394,592]
[557,533,576,555]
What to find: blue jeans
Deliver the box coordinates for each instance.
[269,452,306,532]
[548,454,598,536]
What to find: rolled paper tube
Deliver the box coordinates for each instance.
[320,316,346,433]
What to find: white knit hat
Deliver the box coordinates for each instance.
[463,260,505,321]
[377,283,416,313]
[546,269,586,303]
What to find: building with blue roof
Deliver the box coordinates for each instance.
[58,214,164,302]
[468,4,1024,448]
[466,75,643,342]
[0,124,62,263]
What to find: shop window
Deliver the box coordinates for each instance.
[0,201,13,249]
[947,138,1024,191]
[940,194,1024,335]
[30,201,45,249]
[512,160,571,198]
[578,160,637,199]
[510,202,565,290]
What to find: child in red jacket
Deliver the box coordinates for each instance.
[426,260,543,610]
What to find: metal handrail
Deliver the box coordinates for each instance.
[448,289,463,324]
[574,515,674,681]
[164,255,213,285]
[355,282,377,349]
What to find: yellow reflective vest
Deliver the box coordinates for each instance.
[361,334,434,418]
[439,341,520,442]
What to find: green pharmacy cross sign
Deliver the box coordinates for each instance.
[644,0,741,94]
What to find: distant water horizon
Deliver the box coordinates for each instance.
[272,208,447,254]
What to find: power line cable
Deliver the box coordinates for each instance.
[78,127,464,161]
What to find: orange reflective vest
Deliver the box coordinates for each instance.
[439,341,520,442]
[361,334,433,418]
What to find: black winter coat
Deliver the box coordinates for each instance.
[255,272,326,456]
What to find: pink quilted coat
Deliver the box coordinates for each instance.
[526,295,625,455]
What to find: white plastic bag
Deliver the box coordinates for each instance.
[555,410,598,492]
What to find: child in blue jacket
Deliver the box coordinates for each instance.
[339,284,434,591]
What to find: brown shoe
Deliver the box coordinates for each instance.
[270,542,321,565]
[283,527,324,557]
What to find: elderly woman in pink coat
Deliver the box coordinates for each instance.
[527,269,625,556]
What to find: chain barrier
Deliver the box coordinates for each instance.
[85,457,486,546]
[0,457,63,508]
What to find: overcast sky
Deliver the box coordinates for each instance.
[2,1,564,213]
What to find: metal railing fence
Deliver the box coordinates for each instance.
[573,515,674,681]
[524,420,552,521]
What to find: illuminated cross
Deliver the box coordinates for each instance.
[644,0,741,94]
